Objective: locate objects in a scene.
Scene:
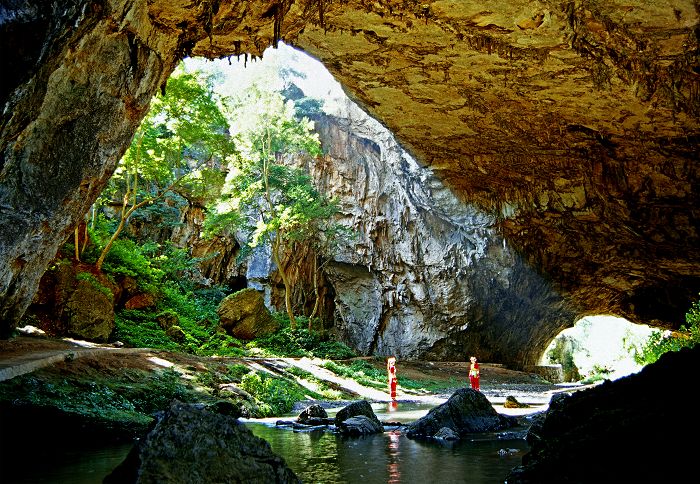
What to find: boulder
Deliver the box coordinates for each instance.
[297,404,328,424]
[506,347,699,483]
[104,402,300,484]
[124,293,156,310]
[334,400,381,428]
[503,396,529,408]
[156,310,179,330]
[63,279,114,342]
[165,325,186,343]
[217,288,278,340]
[337,415,383,436]
[433,427,460,441]
[406,388,517,439]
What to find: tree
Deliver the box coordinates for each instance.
[205,83,339,329]
[94,66,235,270]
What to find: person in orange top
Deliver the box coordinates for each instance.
[387,356,397,400]
[469,356,480,391]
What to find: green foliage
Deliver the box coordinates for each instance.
[75,272,113,299]
[633,296,700,365]
[114,310,181,351]
[248,323,356,359]
[0,367,197,433]
[226,363,253,382]
[239,371,319,417]
[107,67,235,202]
[102,239,160,289]
[195,331,246,357]
[580,364,613,384]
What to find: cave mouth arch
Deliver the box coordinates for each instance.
[541,315,655,382]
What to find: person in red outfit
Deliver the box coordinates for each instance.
[469,356,480,391]
[387,356,397,400]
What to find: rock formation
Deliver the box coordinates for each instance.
[506,345,699,483]
[300,98,577,366]
[405,387,517,439]
[104,401,300,484]
[217,288,279,340]
[0,2,698,365]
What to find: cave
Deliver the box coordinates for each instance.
[2,1,698,362]
[0,2,699,480]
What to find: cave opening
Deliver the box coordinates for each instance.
[540,315,655,382]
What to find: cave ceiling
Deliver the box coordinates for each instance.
[201,0,700,326]
[0,0,698,334]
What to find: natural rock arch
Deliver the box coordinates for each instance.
[1,2,698,367]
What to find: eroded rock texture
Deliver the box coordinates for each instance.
[303,100,576,367]
[1,1,699,351]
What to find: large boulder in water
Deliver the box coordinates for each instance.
[334,400,382,428]
[104,402,299,484]
[337,415,384,436]
[406,388,517,439]
[217,288,278,340]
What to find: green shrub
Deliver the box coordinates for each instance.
[103,239,160,288]
[633,296,700,365]
[239,371,319,417]
[248,324,356,359]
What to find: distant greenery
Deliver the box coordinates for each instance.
[545,334,582,382]
[239,371,321,417]
[632,296,700,365]
[248,317,356,359]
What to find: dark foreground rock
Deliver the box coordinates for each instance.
[406,388,517,439]
[104,402,299,484]
[506,346,699,483]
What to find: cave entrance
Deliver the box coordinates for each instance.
[540,315,655,382]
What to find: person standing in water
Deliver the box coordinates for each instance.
[387,356,397,400]
[469,356,480,391]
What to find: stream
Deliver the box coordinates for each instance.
[3,401,532,483]
[246,401,530,484]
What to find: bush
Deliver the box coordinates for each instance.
[633,296,700,365]
[248,323,356,359]
[239,371,318,417]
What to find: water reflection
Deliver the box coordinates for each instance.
[387,431,401,483]
[247,421,529,484]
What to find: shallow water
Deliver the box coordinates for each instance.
[246,401,530,484]
[2,402,529,483]
[2,442,134,484]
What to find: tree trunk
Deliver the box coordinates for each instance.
[272,236,296,329]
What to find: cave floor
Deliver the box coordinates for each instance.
[0,335,589,416]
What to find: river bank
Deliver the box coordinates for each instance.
[0,335,586,484]
[0,335,572,419]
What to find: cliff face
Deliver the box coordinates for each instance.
[1,1,698,351]
[303,101,575,367]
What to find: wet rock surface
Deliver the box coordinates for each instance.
[406,388,518,439]
[104,402,300,484]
